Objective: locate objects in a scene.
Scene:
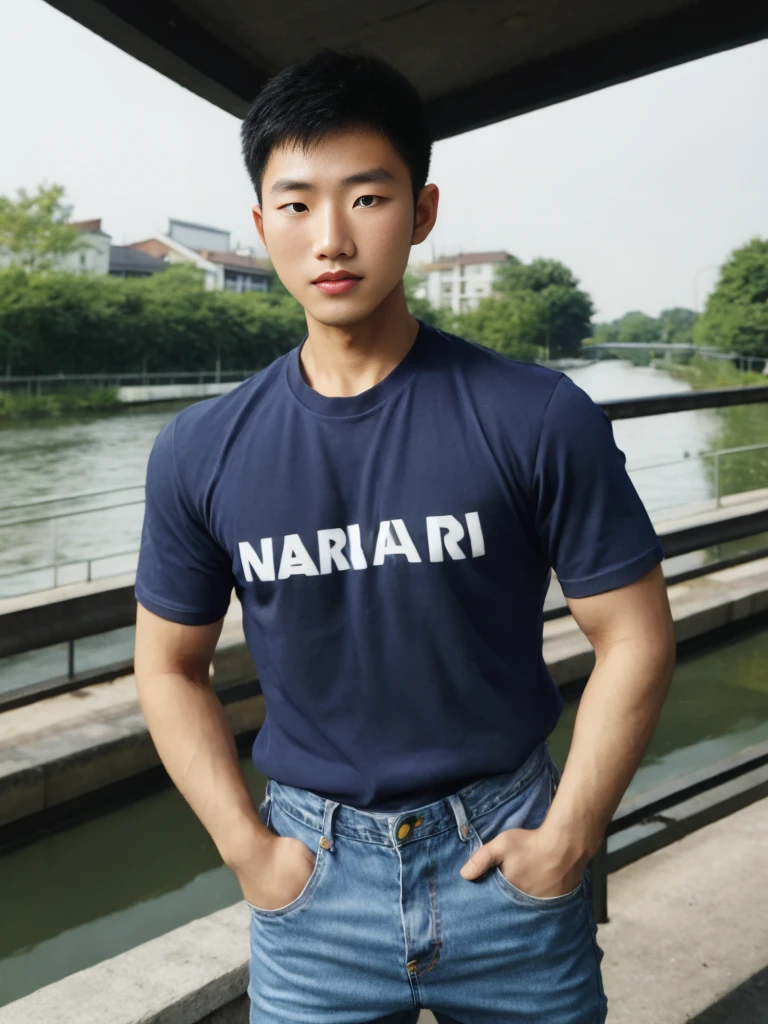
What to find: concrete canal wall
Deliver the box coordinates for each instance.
[2,791,766,1023]
[117,382,241,404]
[0,596,260,833]
[2,553,768,836]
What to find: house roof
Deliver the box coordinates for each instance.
[109,245,167,274]
[71,218,110,237]
[43,1,767,138]
[422,251,514,271]
[197,249,272,274]
[169,217,231,236]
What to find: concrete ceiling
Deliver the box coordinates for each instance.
[44,0,767,138]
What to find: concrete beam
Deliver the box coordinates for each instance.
[2,795,766,1023]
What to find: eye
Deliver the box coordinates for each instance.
[354,195,382,208]
[281,202,308,214]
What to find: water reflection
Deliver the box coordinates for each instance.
[2,621,767,1006]
[2,361,767,599]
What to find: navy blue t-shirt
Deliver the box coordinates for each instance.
[135,319,664,811]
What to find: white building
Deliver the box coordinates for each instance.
[417,250,514,314]
[0,217,112,274]
[61,219,112,274]
[129,220,272,293]
[167,218,230,253]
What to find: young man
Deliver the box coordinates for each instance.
[134,49,675,1024]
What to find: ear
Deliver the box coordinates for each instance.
[252,205,267,249]
[411,183,439,247]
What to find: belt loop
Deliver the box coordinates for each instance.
[446,792,472,842]
[320,798,340,852]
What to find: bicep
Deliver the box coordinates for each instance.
[565,563,675,662]
[134,600,225,683]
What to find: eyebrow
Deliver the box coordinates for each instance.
[267,166,397,196]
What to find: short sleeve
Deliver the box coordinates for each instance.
[530,374,664,598]
[134,416,233,624]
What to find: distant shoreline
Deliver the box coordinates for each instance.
[0,387,121,423]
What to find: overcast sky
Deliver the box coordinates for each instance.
[1,0,766,321]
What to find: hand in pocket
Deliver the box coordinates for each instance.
[236,835,317,911]
[460,825,583,899]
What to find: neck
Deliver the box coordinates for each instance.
[300,286,420,398]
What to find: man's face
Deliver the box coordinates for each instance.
[252,127,437,327]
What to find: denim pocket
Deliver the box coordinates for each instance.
[246,796,329,918]
[467,752,583,908]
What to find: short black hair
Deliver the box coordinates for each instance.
[241,49,432,214]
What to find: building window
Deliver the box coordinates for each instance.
[244,277,267,292]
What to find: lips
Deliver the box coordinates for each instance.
[313,276,362,294]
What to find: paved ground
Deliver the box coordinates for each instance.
[596,793,768,1023]
[2,795,766,1023]
[416,794,768,1023]
[421,798,768,1024]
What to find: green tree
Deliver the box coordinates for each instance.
[0,263,306,376]
[615,310,660,345]
[403,268,453,329]
[0,183,86,272]
[659,307,697,345]
[453,291,543,361]
[492,257,594,357]
[694,238,768,357]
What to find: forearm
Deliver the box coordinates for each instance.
[135,669,271,866]
[539,636,675,868]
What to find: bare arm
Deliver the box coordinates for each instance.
[539,562,677,867]
[461,563,676,893]
[133,601,269,867]
[134,602,319,911]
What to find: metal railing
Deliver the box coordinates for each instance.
[590,733,768,922]
[0,369,260,394]
[4,435,768,599]
[0,484,145,591]
[2,384,768,924]
[626,441,768,509]
[583,343,767,375]
[3,499,768,708]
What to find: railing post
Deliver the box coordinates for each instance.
[51,518,57,583]
[68,640,75,680]
[591,836,608,924]
[714,452,721,507]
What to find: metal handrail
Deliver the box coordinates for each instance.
[2,439,767,596]
[0,498,145,530]
[0,483,144,514]
[1,370,258,383]
[627,441,768,509]
[0,547,138,584]
[628,441,768,473]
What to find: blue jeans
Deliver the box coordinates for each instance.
[247,741,607,1023]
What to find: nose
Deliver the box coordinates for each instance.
[311,201,355,262]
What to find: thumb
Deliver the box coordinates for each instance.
[459,838,500,881]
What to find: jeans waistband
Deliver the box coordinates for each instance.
[265,741,552,851]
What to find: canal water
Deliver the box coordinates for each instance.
[3,357,768,694]
[1,356,768,1006]
[2,617,767,1007]
[3,356,768,601]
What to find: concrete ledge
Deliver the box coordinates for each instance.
[545,554,768,687]
[0,901,252,1024]
[2,558,768,830]
[117,382,241,403]
[2,797,766,1024]
[0,598,263,831]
